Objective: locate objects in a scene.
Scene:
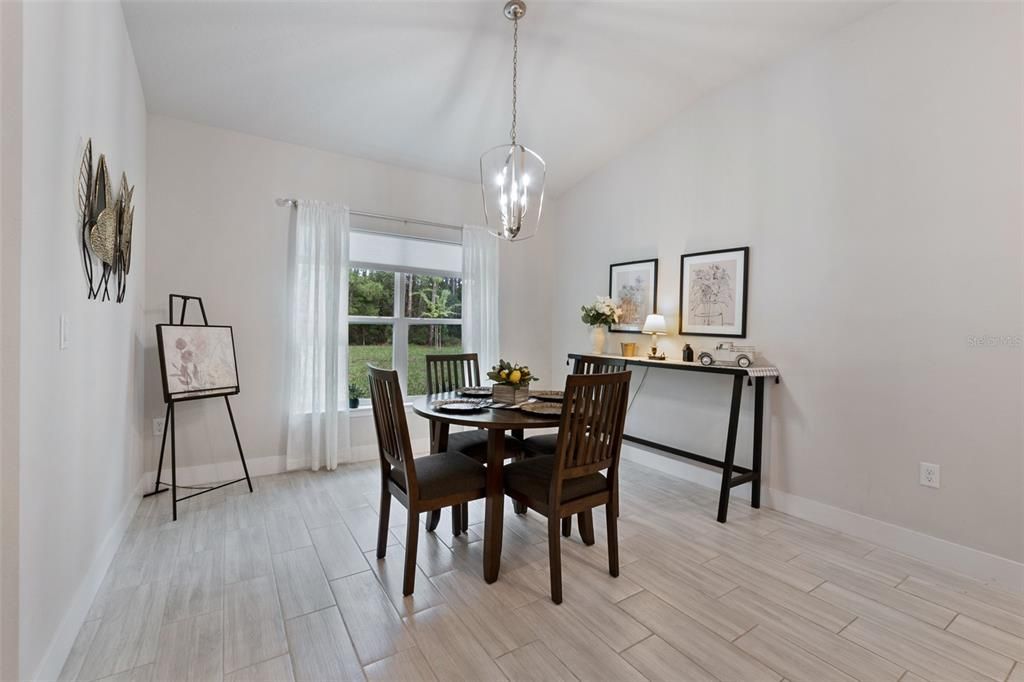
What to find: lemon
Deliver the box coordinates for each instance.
[509,370,522,384]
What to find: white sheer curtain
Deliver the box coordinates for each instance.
[285,200,352,471]
[462,225,500,374]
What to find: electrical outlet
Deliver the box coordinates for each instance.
[152,417,166,437]
[920,462,940,488]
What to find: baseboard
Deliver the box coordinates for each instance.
[622,445,1024,592]
[146,454,287,487]
[33,475,148,682]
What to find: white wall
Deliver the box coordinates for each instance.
[19,2,148,678]
[551,1,1023,570]
[145,116,553,476]
[0,1,23,678]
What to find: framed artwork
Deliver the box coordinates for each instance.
[156,324,240,402]
[608,259,659,332]
[679,247,749,338]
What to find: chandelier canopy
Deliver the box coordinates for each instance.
[480,0,545,242]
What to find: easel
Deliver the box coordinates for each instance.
[145,294,253,520]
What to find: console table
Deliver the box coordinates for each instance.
[567,353,780,523]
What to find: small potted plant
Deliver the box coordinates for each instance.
[487,360,539,404]
[580,296,622,355]
[348,383,364,409]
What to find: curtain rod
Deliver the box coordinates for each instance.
[275,198,463,232]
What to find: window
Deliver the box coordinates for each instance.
[347,233,462,402]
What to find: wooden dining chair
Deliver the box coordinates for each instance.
[520,355,629,537]
[368,366,487,595]
[503,370,631,604]
[425,353,527,531]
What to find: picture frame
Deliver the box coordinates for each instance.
[679,247,749,338]
[156,324,240,402]
[608,258,659,333]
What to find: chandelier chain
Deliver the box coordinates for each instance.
[510,17,518,144]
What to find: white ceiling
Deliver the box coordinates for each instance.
[123,1,884,195]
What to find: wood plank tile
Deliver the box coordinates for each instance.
[865,548,1024,613]
[297,490,345,530]
[777,533,905,585]
[58,619,101,682]
[224,655,295,682]
[310,523,370,580]
[152,611,223,682]
[265,504,313,554]
[767,525,875,558]
[363,647,439,682]
[618,591,781,682]
[495,641,577,682]
[622,559,756,640]
[720,588,905,681]
[735,625,856,682]
[223,575,288,674]
[789,553,955,628]
[78,581,170,680]
[704,555,854,633]
[225,524,272,584]
[812,582,1015,680]
[223,491,265,532]
[365,547,446,617]
[330,570,414,664]
[341,505,396,553]
[403,604,507,681]
[946,614,1024,662]
[622,538,737,597]
[95,663,154,682]
[286,606,365,682]
[840,618,990,682]
[620,635,715,682]
[164,548,225,623]
[1009,662,1024,682]
[899,576,1024,637]
[430,569,536,657]
[515,597,646,681]
[273,546,335,619]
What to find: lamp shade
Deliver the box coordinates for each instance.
[641,314,667,335]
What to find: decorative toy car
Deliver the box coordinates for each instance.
[698,342,756,368]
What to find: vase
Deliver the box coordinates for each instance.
[590,326,607,355]
[492,383,529,405]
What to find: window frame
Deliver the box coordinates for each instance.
[349,260,463,401]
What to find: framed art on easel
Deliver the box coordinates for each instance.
[679,247,748,338]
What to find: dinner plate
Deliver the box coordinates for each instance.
[431,398,486,413]
[531,390,564,402]
[458,386,493,397]
[520,401,562,416]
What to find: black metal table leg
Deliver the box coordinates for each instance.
[224,397,254,492]
[144,403,171,498]
[751,377,764,509]
[716,375,744,523]
[170,403,178,521]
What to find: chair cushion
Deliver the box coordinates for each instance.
[503,455,607,503]
[390,452,486,501]
[521,433,558,455]
[448,430,525,462]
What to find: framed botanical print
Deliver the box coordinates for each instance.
[608,259,658,332]
[679,247,748,338]
[156,324,240,402]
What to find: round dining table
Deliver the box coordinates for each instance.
[412,393,560,583]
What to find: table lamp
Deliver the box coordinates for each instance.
[641,314,667,360]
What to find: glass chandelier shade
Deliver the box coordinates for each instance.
[480,0,545,242]
[480,143,545,241]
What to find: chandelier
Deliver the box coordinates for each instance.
[480,0,545,241]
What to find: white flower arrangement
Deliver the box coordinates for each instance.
[580,295,622,326]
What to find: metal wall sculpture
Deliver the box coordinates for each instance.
[77,138,135,302]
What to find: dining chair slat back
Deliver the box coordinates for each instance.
[571,354,628,375]
[368,365,414,474]
[426,353,481,394]
[556,371,631,477]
